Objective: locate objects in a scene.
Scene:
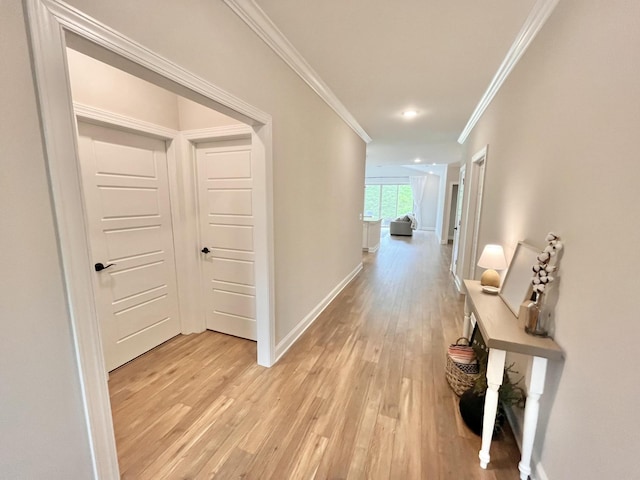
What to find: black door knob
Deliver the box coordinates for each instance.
[201,247,210,254]
[94,262,115,272]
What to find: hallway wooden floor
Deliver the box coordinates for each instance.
[109,231,522,479]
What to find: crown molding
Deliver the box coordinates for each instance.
[458,0,560,144]
[223,0,372,144]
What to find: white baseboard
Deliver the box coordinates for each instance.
[274,263,363,361]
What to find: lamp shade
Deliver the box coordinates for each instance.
[477,244,507,270]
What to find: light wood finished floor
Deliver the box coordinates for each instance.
[109,231,522,479]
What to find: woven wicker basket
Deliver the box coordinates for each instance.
[445,337,480,396]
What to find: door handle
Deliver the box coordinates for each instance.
[94,262,115,272]
[201,247,211,254]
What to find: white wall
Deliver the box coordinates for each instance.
[421,174,440,230]
[67,49,241,131]
[433,166,448,239]
[0,2,94,477]
[461,2,640,478]
[177,96,241,130]
[3,0,365,475]
[67,48,181,129]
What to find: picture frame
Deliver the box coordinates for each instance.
[499,241,539,317]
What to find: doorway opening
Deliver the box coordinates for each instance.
[447,183,459,244]
[451,165,466,289]
[26,1,275,476]
[451,145,488,292]
[468,146,488,280]
[68,48,261,371]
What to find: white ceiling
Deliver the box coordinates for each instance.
[253,0,537,167]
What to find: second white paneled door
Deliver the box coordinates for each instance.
[77,121,181,371]
[196,138,257,341]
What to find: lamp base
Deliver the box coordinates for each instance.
[481,285,500,294]
[480,269,501,288]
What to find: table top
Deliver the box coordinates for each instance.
[464,280,564,360]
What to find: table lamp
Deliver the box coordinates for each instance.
[477,244,507,294]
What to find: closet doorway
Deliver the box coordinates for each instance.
[26,2,275,475]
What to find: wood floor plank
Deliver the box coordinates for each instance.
[286,432,328,480]
[346,393,382,480]
[388,376,421,480]
[109,231,522,479]
[363,414,397,479]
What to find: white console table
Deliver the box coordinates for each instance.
[463,280,563,480]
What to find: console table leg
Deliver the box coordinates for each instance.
[463,298,472,339]
[479,348,506,469]
[518,356,548,480]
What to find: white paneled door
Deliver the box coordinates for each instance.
[196,138,256,341]
[77,121,181,371]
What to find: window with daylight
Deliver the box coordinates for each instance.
[364,184,413,226]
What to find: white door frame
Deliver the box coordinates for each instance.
[458,145,488,285]
[468,147,488,279]
[25,1,275,478]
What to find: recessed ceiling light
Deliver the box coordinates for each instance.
[429,171,434,175]
[402,110,418,119]
[432,162,436,166]
[414,158,421,163]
